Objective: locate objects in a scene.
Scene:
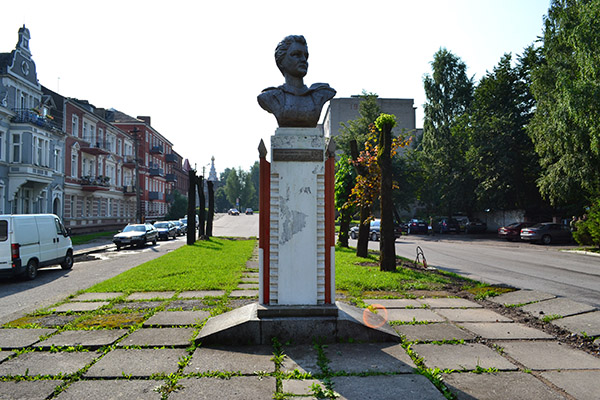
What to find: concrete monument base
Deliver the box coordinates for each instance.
[195,302,400,345]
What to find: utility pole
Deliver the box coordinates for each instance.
[130,127,142,224]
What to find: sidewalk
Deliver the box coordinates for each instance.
[1,251,599,398]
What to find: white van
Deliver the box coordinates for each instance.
[0,214,74,280]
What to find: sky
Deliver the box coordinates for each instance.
[1,0,550,176]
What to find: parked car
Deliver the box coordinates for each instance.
[465,218,487,234]
[436,218,460,234]
[520,222,573,245]
[170,220,187,236]
[154,221,177,241]
[180,216,199,229]
[497,222,536,241]
[0,214,73,280]
[349,219,402,241]
[453,216,470,232]
[113,223,158,250]
[406,219,428,234]
[245,208,254,215]
[228,208,240,216]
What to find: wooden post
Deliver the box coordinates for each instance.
[187,169,196,245]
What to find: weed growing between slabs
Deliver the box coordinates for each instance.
[87,238,255,292]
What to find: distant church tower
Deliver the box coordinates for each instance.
[208,156,218,182]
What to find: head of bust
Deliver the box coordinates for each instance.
[275,35,309,78]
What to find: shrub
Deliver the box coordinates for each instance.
[573,198,600,248]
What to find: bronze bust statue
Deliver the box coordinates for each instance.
[258,35,336,128]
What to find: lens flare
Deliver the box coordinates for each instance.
[362,304,388,329]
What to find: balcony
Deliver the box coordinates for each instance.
[149,191,164,201]
[149,168,164,177]
[165,153,177,163]
[81,138,111,155]
[81,176,110,191]
[166,173,177,183]
[150,145,164,155]
[122,185,136,196]
[11,108,60,131]
[123,155,135,168]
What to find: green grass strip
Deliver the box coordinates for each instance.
[86,238,255,292]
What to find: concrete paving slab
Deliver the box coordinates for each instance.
[541,370,600,400]
[488,290,556,306]
[435,308,512,322]
[324,343,416,373]
[282,344,320,374]
[417,298,482,308]
[0,351,99,376]
[179,290,225,298]
[520,297,596,318]
[9,314,79,328]
[282,379,323,396]
[237,283,259,290]
[0,351,13,362]
[412,343,517,371]
[363,299,422,308]
[36,329,128,348]
[184,345,275,374]
[166,300,208,310]
[170,377,276,399]
[459,322,554,340]
[0,328,56,349]
[496,340,600,370]
[229,290,258,297]
[117,327,195,347]
[443,371,566,400]
[332,374,446,400]
[52,301,109,312]
[243,272,259,278]
[71,292,124,301]
[241,277,258,283]
[227,298,258,309]
[553,310,600,336]
[73,313,146,329]
[144,310,210,326]
[0,380,64,400]
[385,309,446,323]
[394,323,475,342]
[112,301,164,311]
[126,292,176,300]
[85,348,187,378]
[55,379,163,400]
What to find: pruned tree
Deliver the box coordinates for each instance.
[376,114,397,271]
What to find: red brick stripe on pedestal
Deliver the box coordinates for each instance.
[259,156,271,304]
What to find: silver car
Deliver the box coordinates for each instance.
[520,223,572,245]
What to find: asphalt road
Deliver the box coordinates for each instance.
[0,236,186,325]
[366,234,600,308]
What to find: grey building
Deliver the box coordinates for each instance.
[322,96,422,145]
[0,26,65,215]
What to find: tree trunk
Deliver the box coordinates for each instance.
[206,180,214,237]
[350,140,370,258]
[378,122,396,271]
[187,170,196,245]
[337,207,351,247]
[197,176,206,239]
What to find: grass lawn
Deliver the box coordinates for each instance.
[335,245,454,298]
[70,230,117,246]
[86,237,255,293]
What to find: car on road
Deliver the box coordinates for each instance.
[113,223,158,250]
[465,218,487,234]
[180,216,199,229]
[436,218,460,234]
[497,222,536,241]
[520,222,573,245]
[228,208,240,216]
[170,220,187,236]
[453,216,470,232]
[245,208,254,215]
[349,219,402,241]
[154,221,177,241]
[406,219,428,234]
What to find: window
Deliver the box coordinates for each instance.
[54,149,61,173]
[72,115,79,137]
[90,125,96,146]
[11,134,20,163]
[0,131,4,162]
[83,121,88,140]
[117,139,122,155]
[71,151,78,178]
[0,220,7,241]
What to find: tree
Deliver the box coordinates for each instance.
[376,114,397,272]
[206,180,215,237]
[335,91,381,155]
[335,155,356,247]
[214,186,232,212]
[466,50,542,211]
[186,169,197,245]
[528,0,600,209]
[224,168,242,208]
[249,161,260,208]
[197,175,205,238]
[240,169,257,211]
[165,190,187,220]
[421,48,475,216]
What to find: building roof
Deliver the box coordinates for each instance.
[0,53,12,74]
